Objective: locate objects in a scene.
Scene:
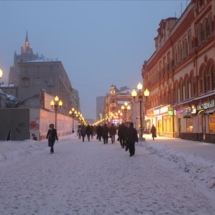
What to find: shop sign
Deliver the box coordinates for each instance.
[154,106,169,115]
[176,109,184,114]
[197,100,215,110]
[168,110,174,116]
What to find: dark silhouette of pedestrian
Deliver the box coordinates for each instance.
[96,125,102,141]
[81,125,86,142]
[86,124,91,141]
[109,123,116,143]
[46,124,58,154]
[151,125,157,140]
[125,122,138,156]
[118,123,127,148]
[102,123,109,144]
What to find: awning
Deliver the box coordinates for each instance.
[183,113,192,118]
[204,109,215,115]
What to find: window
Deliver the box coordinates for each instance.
[22,78,29,87]
[209,115,215,133]
[36,77,40,84]
[198,24,203,46]
[183,39,188,58]
[185,77,190,99]
[188,31,192,54]
[209,64,215,90]
[186,118,193,132]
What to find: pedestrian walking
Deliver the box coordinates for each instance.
[109,123,116,143]
[81,125,86,142]
[102,123,109,144]
[151,125,157,140]
[86,124,91,141]
[118,123,127,148]
[77,125,81,139]
[46,124,58,154]
[97,125,102,141]
[125,122,138,157]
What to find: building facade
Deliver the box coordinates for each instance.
[18,60,73,115]
[142,0,215,142]
[105,85,132,124]
[71,88,80,111]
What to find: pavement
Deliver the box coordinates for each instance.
[142,133,215,163]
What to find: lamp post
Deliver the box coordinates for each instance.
[69,108,76,133]
[121,102,131,122]
[50,96,63,130]
[131,82,150,141]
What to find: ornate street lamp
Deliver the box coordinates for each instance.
[50,96,63,129]
[121,102,131,122]
[131,82,150,141]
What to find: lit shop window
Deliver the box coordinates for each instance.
[209,115,215,133]
[186,118,193,132]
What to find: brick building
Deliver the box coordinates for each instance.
[142,0,215,142]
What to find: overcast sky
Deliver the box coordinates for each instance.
[0,0,190,120]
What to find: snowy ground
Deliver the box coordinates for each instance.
[0,134,215,215]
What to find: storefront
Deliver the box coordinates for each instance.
[146,105,175,137]
[197,100,215,143]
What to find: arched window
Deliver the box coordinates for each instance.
[188,32,192,54]
[198,24,203,46]
[190,72,194,98]
[184,76,189,99]
[203,18,208,40]
[174,48,177,65]
[175,82,179,103]
[199,67,207,94]
[209,63,215,90]
[179,79,184,101]
[183,39,188,58]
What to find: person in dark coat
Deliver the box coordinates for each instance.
[97,125,102,141]
[125,122,138,156]
[109,123,117,143]
[118,123,127,148]
[46,124,58,154]
[102,123,109,144]
[81,125,86,142]
[151,125,157,140]
[86,124,91,141]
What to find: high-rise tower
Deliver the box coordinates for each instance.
[8,32,39,84]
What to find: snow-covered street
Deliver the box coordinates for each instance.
[0,134,215,215]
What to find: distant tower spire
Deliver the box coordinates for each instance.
[25,31,28,42]
[21,31,32,54]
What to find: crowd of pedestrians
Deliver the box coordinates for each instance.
[46,122,156,157]
[76,122,139,157]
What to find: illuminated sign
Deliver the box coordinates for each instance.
[154,106,169,115]
[197,100,215,110]
[176,109,184,114]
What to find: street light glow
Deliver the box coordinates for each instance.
[144,88,150,97]
[0,68,3,79]
[137,82,143,90]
